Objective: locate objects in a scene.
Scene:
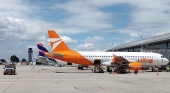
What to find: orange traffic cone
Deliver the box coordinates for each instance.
[112,72,115,75]
[38,70,40,73]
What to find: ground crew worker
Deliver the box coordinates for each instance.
[109,67,113,74]
[91,67,94,73]
[113,67,117,74]
[166,66,169,72]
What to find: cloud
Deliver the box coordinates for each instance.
[51,0,113,33]
[75,36,105,51]
[0,38,4,41]
[130,33,139,37]
[122,0,170,37]
[125,38,136,43]
[61,36,78,43]
[1,0,170,60]
[76,43,94,51]
[85,36,104,44]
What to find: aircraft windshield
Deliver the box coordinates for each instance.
[161,56,165,58]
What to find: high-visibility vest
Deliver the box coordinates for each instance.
[110,67,112,70]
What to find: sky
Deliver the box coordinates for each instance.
[0,0,170,61]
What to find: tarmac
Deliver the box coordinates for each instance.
[0,65,170,93]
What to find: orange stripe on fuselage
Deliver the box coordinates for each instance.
[46,50,94,66]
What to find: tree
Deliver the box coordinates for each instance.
[0,59,6,62]
[10,55,15,62]
[16,56,19,62]
[22,58,26,62]
[10,55,20,63]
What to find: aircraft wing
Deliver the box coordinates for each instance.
[111,54,129,65]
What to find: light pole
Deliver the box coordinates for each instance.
[141,36,143,52]
[112,43,114,52]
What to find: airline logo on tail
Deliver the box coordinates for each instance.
[49,38,62,51]
[48,30,70,52]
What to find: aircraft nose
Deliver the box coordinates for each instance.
[165,58,169,64]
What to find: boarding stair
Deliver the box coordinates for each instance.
[94,64,104,73]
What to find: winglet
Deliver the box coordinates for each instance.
[47,30,70,52]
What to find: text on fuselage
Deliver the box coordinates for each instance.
[138,58,153,63]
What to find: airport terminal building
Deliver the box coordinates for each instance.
[107,33,170,61]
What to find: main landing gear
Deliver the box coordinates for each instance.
[78,66,84,70]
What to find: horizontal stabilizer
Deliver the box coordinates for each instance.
[50,52,64,58]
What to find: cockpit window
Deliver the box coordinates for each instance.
[161,56,165,58]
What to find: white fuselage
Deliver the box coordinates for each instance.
[78,52,169,66]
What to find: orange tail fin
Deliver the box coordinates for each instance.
[47,30,70,52]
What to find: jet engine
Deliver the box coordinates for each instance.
[129,62,142,70]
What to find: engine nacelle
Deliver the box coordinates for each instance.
[129,62,142,70]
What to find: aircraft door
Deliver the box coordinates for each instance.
[153,55,159,66]
[94,59,101,65]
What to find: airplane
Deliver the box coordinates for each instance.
[44,30,169,73]
[35,43,71,67]
[35,50,57,66]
